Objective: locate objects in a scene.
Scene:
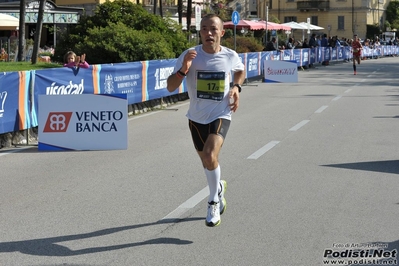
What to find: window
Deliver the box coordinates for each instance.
[311,16,318,25]
[338,16,345,30]
[284,16,297,23]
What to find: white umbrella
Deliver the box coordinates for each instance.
[282,21,308,30]
[0,13,19,30]
[299,22,324,30]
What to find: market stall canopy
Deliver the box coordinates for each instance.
[261,21,291,31]
[298,22,324,30]
[223,19,267,30]
[282,21,308,30]
[0,13,19,30]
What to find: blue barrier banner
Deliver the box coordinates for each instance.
[32,67,97,127]
[260,52,269,74]
[301,48,309,65]
[282,49,292,61]
[293,49,302,66]
[331,47,338,61]
[309,48,317,64]
[366,47,371,57]
[96,62,144,105]
[337,47,344,60]
[34,67,96,95]
[0,71,31,134]
[246,52,261,78]
[1,45,399,136]
[323,47,331,61]
[238,53,246,78]
[145,59,184,100]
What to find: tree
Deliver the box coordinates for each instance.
[54,0,190,64]
[18,0,26,62]
[31,0,46,64]
[385,1,399,30]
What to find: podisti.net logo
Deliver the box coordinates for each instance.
[43,112,73,133]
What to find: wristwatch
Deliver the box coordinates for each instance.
[233,83,242,93]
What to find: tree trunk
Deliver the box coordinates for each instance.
[18,0,26,61]
[178,0,182,25]
[31,0,46,65]
[159,0,163,17]
[186,0,192,31]
[153,0,157,15]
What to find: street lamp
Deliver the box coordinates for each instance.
[260,0,269,46]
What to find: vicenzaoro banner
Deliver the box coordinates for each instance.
[32,67,97,127]
[38,94,128,151]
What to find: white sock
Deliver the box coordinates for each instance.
[205,165,221,203]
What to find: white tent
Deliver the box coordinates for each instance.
[298,22,324,31]
[0,13,19,30]
[282,21,308,30]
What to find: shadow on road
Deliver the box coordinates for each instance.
[0,217,201,256]
[321,160,399,175]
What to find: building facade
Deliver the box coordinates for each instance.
[0,0,83,46]
[2,0,391,42]
[256,0,390,40]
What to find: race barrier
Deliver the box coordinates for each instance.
[1,45,398,136]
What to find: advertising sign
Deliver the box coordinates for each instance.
[263,60,298,83]
[38,94,128,151]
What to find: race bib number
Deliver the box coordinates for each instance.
[196,71,225,101]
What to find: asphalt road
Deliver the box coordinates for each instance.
[1,57,399,266]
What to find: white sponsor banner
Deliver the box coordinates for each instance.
[263,60,298,83]
[38,94,128,151]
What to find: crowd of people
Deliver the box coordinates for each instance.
[264,33,399,52]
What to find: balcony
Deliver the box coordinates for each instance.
[297,1,330,11]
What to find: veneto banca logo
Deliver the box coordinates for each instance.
[43,112,73,133]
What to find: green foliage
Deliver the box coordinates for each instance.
[366,24,381,40]
[54,0,190,64]
[386,1,399,25]
[385,1,399,31]
[0,62,61,72]
[222,36,264,53]
[75,22,176,63]
[38,51,53,57]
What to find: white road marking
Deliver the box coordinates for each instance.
[0,146,33,157]
[289,120,310,132]
[163,139,282,219]
[247,140,280,160]
[315,105,328,114]
[332,95,342,101]
[161,186,208,220]
[344,89,352,93]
